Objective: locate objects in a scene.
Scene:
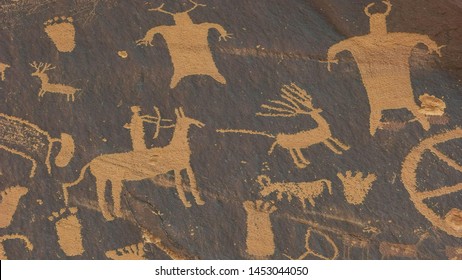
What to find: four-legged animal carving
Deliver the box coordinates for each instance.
[63,108,205,221]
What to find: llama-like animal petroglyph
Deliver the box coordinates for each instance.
[257,175,332,209]
[63,108,205,221]
[0,234,33,260]
[137,0,232,88]
[30,62,81,102]
[327,0,443,135]
[243,200,277,259]
[0,63,10,81]
[105,242,147,260]
[44,16,76,52]
[402,128,462,238]
[0,113,75,178]
[0,186,28,228]
[48,207,84,257]
[338,171,377,205]
[218,84,349,168]
[285,228,339,260]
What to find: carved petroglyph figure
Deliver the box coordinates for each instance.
[123,106,174,151]
[44,16,76,52]
[402,128,462,238]
[137,0,232,88]
[0,63,10,81]
[258,175,332,209]
[63,108,205,221]
[0,113,75,178]
[48,207,84,257]
[419,94,446,116]
[327,0,443,135]
[243,200,277,258]
[285,228,339,260]
[0,186,28,228]
[218,84,349,168]
[0,234,33,260]
[105,243,147,260]
[338,171,377,205]
[30,62,81,102]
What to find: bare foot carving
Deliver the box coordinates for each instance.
[0,186,28,228]
[105,243,146,260]
[48,207,84,257]
[338,171,377,205]
[243,200,277,258]
[44,16,76,52]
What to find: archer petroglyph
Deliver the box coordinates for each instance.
[218,84,349,168]
[63,108,205,221]
[137,0,232,88]
[327,0,443,135]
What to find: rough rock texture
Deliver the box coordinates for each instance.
[0,0,461,259]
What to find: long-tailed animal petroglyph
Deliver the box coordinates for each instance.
[0,186,28,228]
[402,128,462,238]
[44,16,76,52]
[338,171,377,205]
[257,175,332,209]
[123,106,174,151]
[218,84,349,168]
[137,0,232,88]
[327,0,444,135]
[285,228,339,260]
[0,62,10,81]
[48,207,84,257]
[63,108,205,221]
[30,62,81,102]
[243,200,277,259]
[105,242,147,260]
[0,234,33,260]
[0,113,74,178]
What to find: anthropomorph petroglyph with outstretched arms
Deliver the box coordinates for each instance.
[327,0,444,135]
[137,0,232,88]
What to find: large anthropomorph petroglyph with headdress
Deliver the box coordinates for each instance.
[327,0,444,135]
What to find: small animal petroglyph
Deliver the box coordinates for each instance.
[30,62,81,102]
[338,171,377,205]
[105,242,147,260]
[44,16,76,52]
[218,84,349,168]
[285,228,339,260]
[258,175,332,208]
[63,108,205,221]
[0,186,28,228]
[0,234,33,260]
[0,113,75,178]
[137,0,232,88]
[0,63,10,81]
[327,0,443,135]
[243,200,277,259]
[48,207,84,257]
[419,93,446,116]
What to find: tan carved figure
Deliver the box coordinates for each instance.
[0,234,33,260]
[48,207,84,257]
[327,0,443,135]
[106,243,147,260]
[258,175,332,209]
[44,16,76,52]
[63,108,205,221]
[402,128,462,238]
[30,62,81,102]
[285,228,339,260]
[218,84,349,168]
[338,171,377,205]
[0,113,74,178]
[419,94,446,116]
[0,186,28,228]
[137,0,232,88]
[243,200,277,259]
[0,63,10,81]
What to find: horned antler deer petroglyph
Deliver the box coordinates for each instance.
[62,107,205,221]
[0,63,10,81]
[218,84,349,168]
[137,0,232,88]
[30,61,81,102]
[327,0,444,135]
